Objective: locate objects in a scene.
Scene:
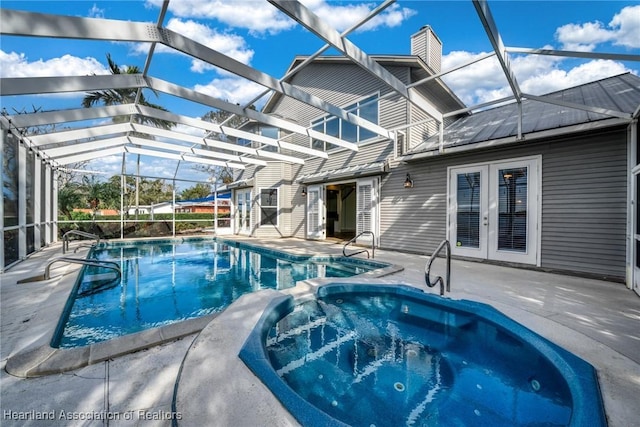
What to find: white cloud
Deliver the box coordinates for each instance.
[555,5,640,51]
[146,0,294,35]
[131,18,254,72]
[609,5,640,49]
[87,3,105,19]
[442,49,636,105]
[519,60,634,95]
[299,0,417,32]
[0,50,108,78]
[166,18,254,65]
[146,0,415,35]
[194,77,265,105]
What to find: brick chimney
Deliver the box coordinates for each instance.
[410,25,442,74]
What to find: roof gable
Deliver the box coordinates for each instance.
[262,55,465,115]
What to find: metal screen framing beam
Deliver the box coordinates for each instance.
[127,135,268,166]
[1,9,387,142]
[55,146,125,165]
[0,74,145,96]
[146,77,334,156]
[473,0,522,102]
[46,136,128,158]
[506,47,640,62]
[124,146,245,169]
[134,106,306,164]
[28,123,131,146]
[4,104,138,128]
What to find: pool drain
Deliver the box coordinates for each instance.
[406,349,418,357]
[336,298,343,304]
[394,382,405,392]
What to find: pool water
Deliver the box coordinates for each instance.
[264,290,582,427]
[53,239,378,348]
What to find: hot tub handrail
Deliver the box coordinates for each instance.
[45,256,121,281]
[425,239,451,296]
[62,230,100,254]
[342,231,375,259]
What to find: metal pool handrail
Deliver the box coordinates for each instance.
[45,256,121,281]
[342,231,375,259]
[62,230,100,254]
[425,239,451,296]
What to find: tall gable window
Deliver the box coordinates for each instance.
[311,94,379,151]
[260,126,279,153]
[238,126,280,152]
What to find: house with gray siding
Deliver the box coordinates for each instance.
[220,26,640,287]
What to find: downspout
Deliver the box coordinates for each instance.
[627,118,638,290]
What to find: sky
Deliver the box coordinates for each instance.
[1,0,639,190]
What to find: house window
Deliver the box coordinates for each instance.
[259,188,278,226]
[311,94,379,150]
[260,126,279,153]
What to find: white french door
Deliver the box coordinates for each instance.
[356,178,378,246]
[306,184,325,240]
[235,189,251,235]
[448,156,540,265]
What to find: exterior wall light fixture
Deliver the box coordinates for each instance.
[404,173,414,188]
[301,186,307,197]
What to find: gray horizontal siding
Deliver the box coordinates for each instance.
[254,163,293,238]
[380,127,628,279]
[540,129,626,278]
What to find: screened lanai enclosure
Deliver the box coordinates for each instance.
[1,0,639,278]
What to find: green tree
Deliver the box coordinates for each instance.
[180,183,211,200]
[82,54,174,130]
[139,178,174,204]
[81,176,119,218]
[196,108,255,186]
[58,182,83,220]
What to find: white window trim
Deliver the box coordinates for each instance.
[258,187,279,228]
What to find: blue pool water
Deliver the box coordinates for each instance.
[53,239,382,348]
[240,284,606,427]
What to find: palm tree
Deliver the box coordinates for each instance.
[58,182,83,220]
[82,54,174,130]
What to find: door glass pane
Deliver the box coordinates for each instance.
[244,192,251,228]
[456,173,481,248]
[498,167,527,252]
[236,193,244,230]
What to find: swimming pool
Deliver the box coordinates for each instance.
[240,283,606,427]
[52,238,387,348]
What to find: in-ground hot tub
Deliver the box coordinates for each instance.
[240,283,606,427]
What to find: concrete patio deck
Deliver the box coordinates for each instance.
[1,237,639,426]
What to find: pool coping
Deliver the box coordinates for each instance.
[4,236,402,378]
[238,283,607,427]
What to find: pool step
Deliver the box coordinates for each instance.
[78,273,121,297]
[85,272,120,282]
[398,301,474,329]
